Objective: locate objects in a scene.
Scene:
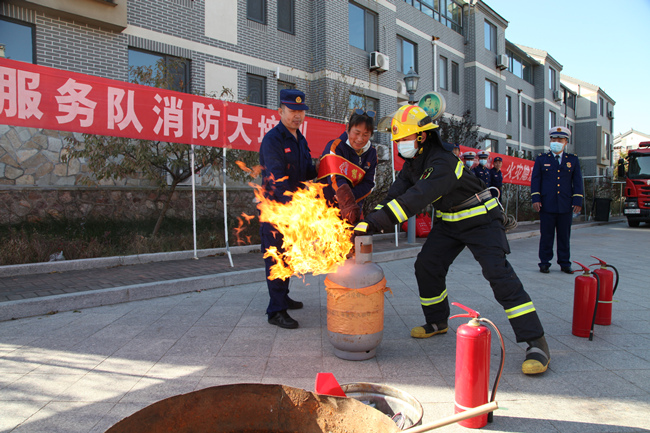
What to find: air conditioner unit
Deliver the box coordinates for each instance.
[607,110,614,119]
[396,80,408,96]
[496,54,508,70]
[370,52,389,72]
[553,90,562,102]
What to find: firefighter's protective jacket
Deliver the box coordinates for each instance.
[366,133,493,232]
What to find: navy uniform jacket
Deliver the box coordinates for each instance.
[530,151,583,213]
[259,121,317,203]
[489,168,503,196]
[472,165,491,187]
[320,131,377,207]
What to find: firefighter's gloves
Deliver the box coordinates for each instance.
[336,184,361,225]
[354,221,373,236]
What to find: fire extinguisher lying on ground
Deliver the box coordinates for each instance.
[450,302,505,429]
[589,256,619,326]
[572,261,601,341]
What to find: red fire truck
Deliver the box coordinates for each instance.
[621,141,650,227]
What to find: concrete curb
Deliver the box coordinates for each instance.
[0,244,261,278]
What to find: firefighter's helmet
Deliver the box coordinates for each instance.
[377,105,438,142]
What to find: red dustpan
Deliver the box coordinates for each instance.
[315,372,347,397]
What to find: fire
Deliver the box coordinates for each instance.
[233,213,255,245]
[252,180,353,280]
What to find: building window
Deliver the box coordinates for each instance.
[484,139,497,153]
[451,61,459,94]
[568,124,573,144]
[485,80,497,110]
[349,93,379,115]
[277,81,295,106]
[349,2,376,52]
[506,49,533,84]
[128,48,191,93]
[484,20,496,52]
[549,110,557,128]
[247,74,266,107]
[402,0,462,34]
[277,0,294,34]
[599,97,604,116]
[0,17,35,64]
[505,95,511,123]
[247,0,266,24]
[527,105,532,129]
[521,102,526,127]
[439,56,448,90]
[397,36,417,73]
[548,67,556,91]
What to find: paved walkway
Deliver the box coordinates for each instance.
[1,218,649,432]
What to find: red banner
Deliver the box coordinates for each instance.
[0,58,344,156]
[1,58,533,185]
[391,141,533,186]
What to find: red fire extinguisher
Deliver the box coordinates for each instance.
[589,256,619,326]
[450,302,504,429]
[572,261,601,341]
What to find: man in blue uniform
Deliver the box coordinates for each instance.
[259,89,318,329]
[531,126,583,274]
[354,105,550,375]
[319,110,378,225]
[462,151,475,170]
[490,156,503,199]
[472,150,491,187]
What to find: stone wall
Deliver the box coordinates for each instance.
[0,187,257,226]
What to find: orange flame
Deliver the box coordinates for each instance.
[235,160,263,179]
[252,180,353,280]
[233,212,257,245]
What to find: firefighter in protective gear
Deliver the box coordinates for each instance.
[354,105,550,375]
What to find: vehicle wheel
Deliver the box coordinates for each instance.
[627,219,640,227]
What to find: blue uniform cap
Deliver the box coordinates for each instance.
[280,89,309,111]
[453,143,460,149]
[493,156,503,162]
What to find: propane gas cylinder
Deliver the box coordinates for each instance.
[325,235,386,361]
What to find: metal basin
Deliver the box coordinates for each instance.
[341,382,424,429]
[105,383,401,433]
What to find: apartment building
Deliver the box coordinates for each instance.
[1,0,615,190]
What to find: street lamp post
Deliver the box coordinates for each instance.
[404,67,420,104]
[402,66,419,243]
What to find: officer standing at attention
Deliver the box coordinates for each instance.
[259,89,317,329]
[490,156,504,198]
[472,150,491,187]
[354,105,551,375]
[531,126,583,274]
[462,151,476,170]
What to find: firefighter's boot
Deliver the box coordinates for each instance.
[410,322,448,338]
[522,336,550,375]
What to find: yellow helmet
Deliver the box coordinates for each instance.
[377,105,438,141]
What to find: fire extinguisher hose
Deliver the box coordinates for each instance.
[590,273,601,341]
[478,317,505,423]
[606,264,620,296]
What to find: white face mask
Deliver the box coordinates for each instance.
[465,160,474,169]
[550,141,565,154]
[398,140,418,158]
[479,159,487,167]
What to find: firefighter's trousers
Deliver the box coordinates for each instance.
[414,216,545,343]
